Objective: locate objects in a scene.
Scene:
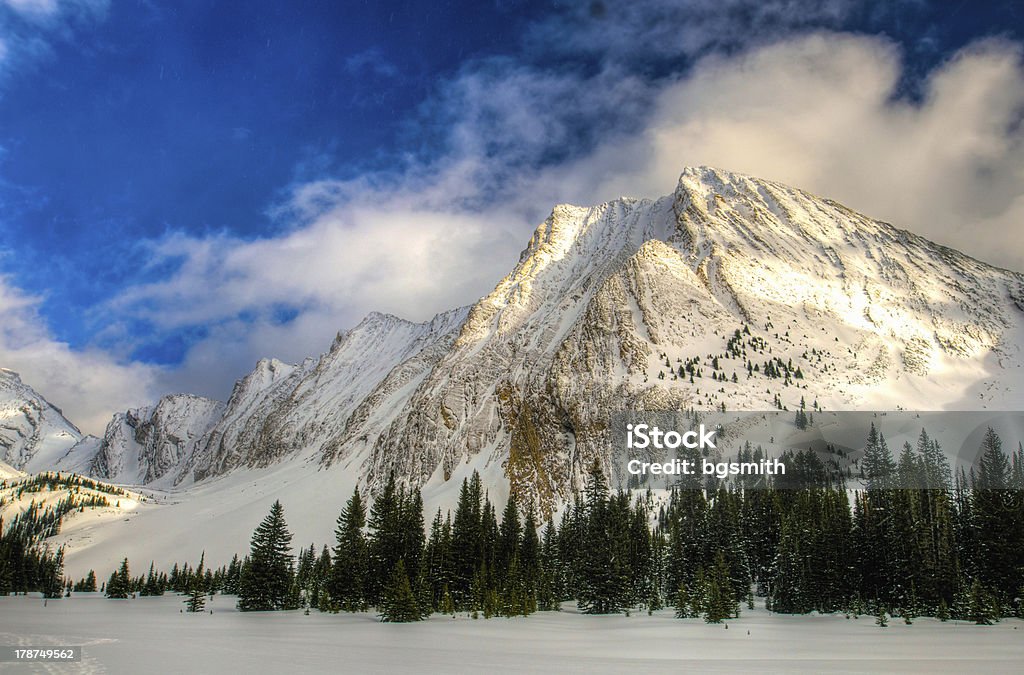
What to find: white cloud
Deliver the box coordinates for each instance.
[2,0,59,19]
[344,48,400,80]
[551,34,1024,271]
[522,0,856,65]
[0,275,159,434]
[1,0,106,21]
[0,0,108,80]
[100,200,525,400]
[105,33,1024,409]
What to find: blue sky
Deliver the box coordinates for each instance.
[1,0,1022,432]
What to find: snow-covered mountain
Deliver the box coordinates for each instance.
[51,306,471,489]
[5,165,1022,577]
[190,307,469,482]
[18,166,1024,517]
[0,368,84,473]
[323,166,1024,511]
[87,394,225,487]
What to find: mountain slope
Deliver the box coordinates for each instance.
[0,368,83,473]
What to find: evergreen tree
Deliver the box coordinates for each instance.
[451,472,484,609]
[423,509,453,613]
[399,488,426,589]
[238,500,294,611]
[40,546,64,599]
[185,583,206,612]
[310,545,332,610]
[517,505,541,614]
[380,559,421,622]
[673,582,695,618]
[577,461,628,614]
[862,424,896,491]
[366,473,402,607]
[538,521,561,611]
[973,428,1020,600]
[106,558,130,599]
[223,555,242,595]
[331,487,368,611]
[854,425,899,607]
[794,397,808,431]
[702,550,738,623]
[143,562,162,596]
[967,578,996,625]
[496,494,521,586]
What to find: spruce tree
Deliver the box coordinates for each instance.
[703,550,738,623]
[855,425,899,607]
[862,424,896,491]
[40,547,64,599]
[967,578,996,625]
[185,583,206,612]
[331,487,368,611]
[973,428,1018,601]
[451,472,483,608]
[496,494,521,587]
[538,521,561,611]
[106,558,130,599]
[143,562,162,596]
[518,505,541,614]
[311,545,332,610]
[238,500,294,611]
[224,555,242,595]
[366,473,402,607]
[673,582,695,618]
[423,509,453,613]
[380,559,421,622]
[577,461,628,614]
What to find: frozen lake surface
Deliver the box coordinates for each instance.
[1,593,1022,673]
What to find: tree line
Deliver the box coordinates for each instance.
[0,472,132,598]
[7,425,1023,627]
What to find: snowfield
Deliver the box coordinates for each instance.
[1,594,1021,674]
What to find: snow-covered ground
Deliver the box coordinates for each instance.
[1,594,1021,674]
[39,452,506,581]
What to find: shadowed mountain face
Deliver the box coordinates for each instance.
[15,167,1022,513]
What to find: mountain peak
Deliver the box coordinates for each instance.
[0,368,82,472]
[0,367,22,383]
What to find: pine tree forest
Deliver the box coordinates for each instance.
[8,425,1024,626]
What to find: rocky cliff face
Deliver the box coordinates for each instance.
[188,357,311,482]
[89,394,225,486]
[22,167,1024,512]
